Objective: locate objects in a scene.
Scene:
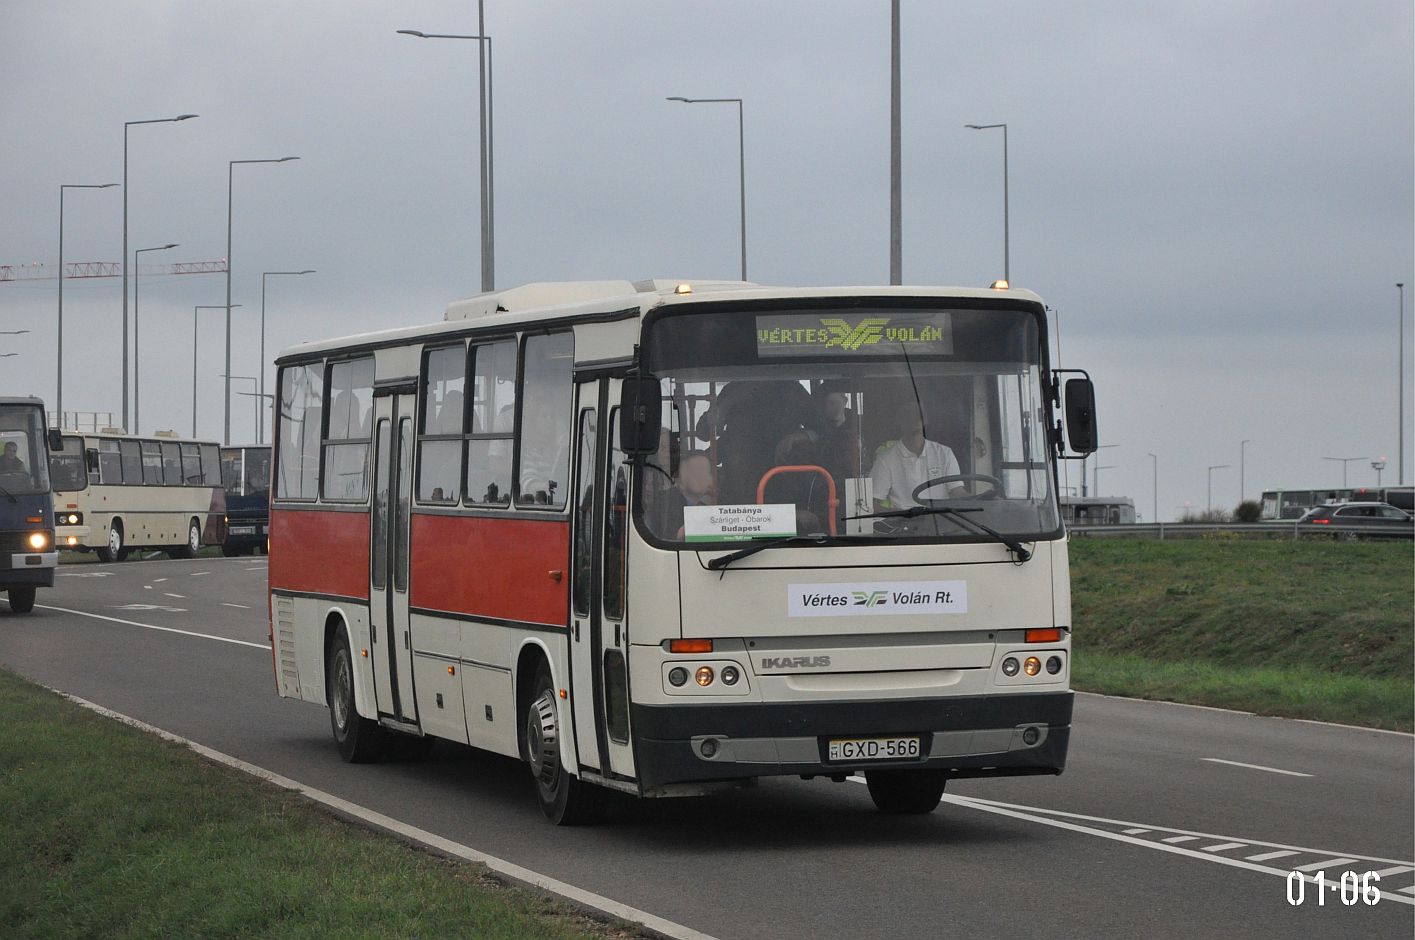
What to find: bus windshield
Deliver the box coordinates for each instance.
[640,305,1058,546]
[0,405,53,496]
[221,447,272,497]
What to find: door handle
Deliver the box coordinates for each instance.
[548,569,563,582]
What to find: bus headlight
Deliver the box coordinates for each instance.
[720,665,740,686]
[28,532,49,551]
[1001,657,1020,677]
[667,667,689,687]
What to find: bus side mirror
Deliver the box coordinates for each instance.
[47,428,63,452]
[1064,377,1098,454]
[619,376,662,457]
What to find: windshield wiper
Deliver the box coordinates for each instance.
[0,482,16,504]
[845,505,1033,563]
[705,533,833,572]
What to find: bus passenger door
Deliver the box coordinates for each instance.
[569,378,635,781]
[368,392,418,726]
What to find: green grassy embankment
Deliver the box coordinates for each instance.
[1068,538,1414,731]
[0,669,636,939]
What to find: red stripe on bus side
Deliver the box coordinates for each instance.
[410,514,569,627]
[268,509,371,601]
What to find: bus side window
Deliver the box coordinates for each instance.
[417,344,465,504]
[86,448,100,483]
[140,441,164,485]
[120,440,142,485]
[603,408,628,621]
[322,357,375,502]
[465,340,516,506]
[161,442,183,486]
[180,444,202,485]
[276,363,324,500]
[98,440,123,483]
[516,332,573,510]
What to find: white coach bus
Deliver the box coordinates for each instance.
[51,430,226,561]
[269,280,1098,824]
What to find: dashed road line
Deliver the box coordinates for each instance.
[36,605,268,651]
[50,692,719,940]
[222,602,251,609]
[1247,850,1300,861]
[1200,842,1246,853]
[1200,758,1312,777]
[189,571,211,577]
[1161,835,1199,844]
[164,593,185,599]
[1292,858,1358,872]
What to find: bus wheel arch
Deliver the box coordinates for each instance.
[514,642,554,765]
[517,644,603,825]
[324,610,385,763]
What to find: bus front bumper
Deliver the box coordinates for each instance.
[630,691,1072,790]
[1,551,58,587]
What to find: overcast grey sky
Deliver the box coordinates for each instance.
[2,0,1411,519]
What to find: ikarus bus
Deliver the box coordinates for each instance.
[268,280,1098,824]
[0,397,60,613]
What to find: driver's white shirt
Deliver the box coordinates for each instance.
[869,438,960,509]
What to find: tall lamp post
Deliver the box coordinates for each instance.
[889,0,901,285]
[226,157,299,445]
[667,96,747,281]
[134,242,178,435]
[58,182,118,426]
[1399,282,1406,485]
[123,114,197,430]
[1093,464,1116,497]
[1147,452,1158,524]
[1239,439,1251,504]
[398,28,495,292]
[1207,464,1230,512]
[1321,455,1366,489]
[194,305,239,438]
[965,122,1010,283]
[1372,457,1387,487]
[260,270,314,444]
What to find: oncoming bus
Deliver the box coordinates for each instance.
[0,397,59,613]
[220,445,271,555]
[52,430,225,561]
[269,280,1098,823]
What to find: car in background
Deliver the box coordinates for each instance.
[1296,501,1413,538]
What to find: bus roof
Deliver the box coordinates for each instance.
[60,429,221,445]
[0,396,45,407]
[274,280,1045,363]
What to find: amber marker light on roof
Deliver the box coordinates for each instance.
[990,279,1009,290]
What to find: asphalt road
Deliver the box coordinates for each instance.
[3,555,1412,939]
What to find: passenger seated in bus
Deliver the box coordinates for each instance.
[0,441,25,474]
[761,429,830,533]
[697,380,813,505]
[809,383,862,481]
[652,451,715,539]
[869,412,964,511]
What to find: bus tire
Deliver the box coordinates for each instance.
[170,519,201,559]
[524,664,603,825]
[327,630,386,763]
[96,521,126,563]
[7,587,36,614]
[865,769,947,814]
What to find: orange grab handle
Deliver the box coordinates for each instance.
[755,464,839,536]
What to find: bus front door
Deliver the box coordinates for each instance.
[569,378,636,781]
[368,392,418,727]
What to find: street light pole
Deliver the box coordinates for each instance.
[1399,282,1406,485]
[666,96,747,280]
[1321,455,1367,489]
[123,114,196,431]
[194,305,239,439]
[1240,439,1251,504]
[58,183,118,427]
[1372,458,1387,487]
[889,0,901,285]
[1207,464,1230,512]
[133,242,178,435]
[398,28,495,292]
[1147,452,1158,524]
[226,157,299,445]
[260,271,314,445]
[965,123,1009,282]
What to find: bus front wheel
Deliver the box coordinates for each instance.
[7,587,36,614]
[96,522,127,563]
[524,665,603,825]
[865,769,948,814]
[327,631,386,763]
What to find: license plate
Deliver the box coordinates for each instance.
[827,736,922,762]
[229,526,255,535]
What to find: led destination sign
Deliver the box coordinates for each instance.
[755,312,953,357]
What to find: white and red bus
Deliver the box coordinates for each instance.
[269,280,1098,823]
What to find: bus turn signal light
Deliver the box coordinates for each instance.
[1023,656,1042,676]
[695,666,715,687]
[670,639,713,654]
[1025,628,1062,644]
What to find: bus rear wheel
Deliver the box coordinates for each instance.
[170,519,201,559]
[327,631,386,763]
[524,665,603,825]
[96,522,127,563]
[7,587,36,614]
[865,769,948,814]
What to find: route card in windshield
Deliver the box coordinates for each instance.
[684,504,797,542]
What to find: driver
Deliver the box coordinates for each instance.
[869,412,964,511]
[0,441,25,474]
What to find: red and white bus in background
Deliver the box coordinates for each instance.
[269,280,1098,824]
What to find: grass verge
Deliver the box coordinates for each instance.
[1069,538,1413,731]
[0,669,637,939]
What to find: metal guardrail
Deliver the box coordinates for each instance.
[1068,522,1413,540]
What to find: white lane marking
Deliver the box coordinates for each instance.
[1161,835,1199,844]
[154,578,168,583]
[58,571,113,577]
[164,593,185,599]
[114,604,187,613]
[1122,828,1150,835]
[930,795,1414,907]
[1371,866,1414,878]
[1247,850,1300,861]
[37,605,268,651]
[1200,758,1312,777]
[222,603,252,609]
[189,571,211,577]
[1292,858,1358,872]
[1401,886,1415,894]
[1199,842,1246,853]
[143,585,152,590]
[52,692,719,940]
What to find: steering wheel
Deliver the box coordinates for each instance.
[912,473,1005,507]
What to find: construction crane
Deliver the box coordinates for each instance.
[0,260,227,282]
